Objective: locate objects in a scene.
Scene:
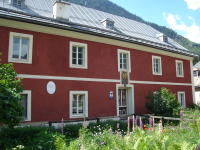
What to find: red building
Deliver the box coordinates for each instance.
[0,0,198,122]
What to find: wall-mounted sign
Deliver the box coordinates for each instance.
[122,71,128,84]
[110,91,113,99]
[47,81,56,94]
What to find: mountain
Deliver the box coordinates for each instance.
[64,0,200,64]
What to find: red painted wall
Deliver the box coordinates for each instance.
[0,25,191,83]
[0,25,194,122]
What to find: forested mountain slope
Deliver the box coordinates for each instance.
[64,0,200,63]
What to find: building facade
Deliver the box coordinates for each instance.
[0,0,198,122]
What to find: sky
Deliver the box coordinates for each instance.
[109,0,200,44]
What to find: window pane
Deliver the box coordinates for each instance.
[123,64,127,69]
[21,45,28,52]
[123,54,126,58]
[120,53,122,58]
[72,95,77,107]
[120,64,122,69]
[72,52,76,59]
[122,89,126,106]
[118,89,121,106]
[120,59,122,63]
[21,53,27,59]
[78,47,83,53]
[21,95,27,118]
[72,59,76,65]
[22,38,28,45]
[78,59,83,65]
[18,0,21,5]
[72,46,76,52]
[13,37,20,44]
[123,58,126,64]
[78,95,83,113]
[78,52,82,59]
[12,51,19,59]
[13,44,20,52]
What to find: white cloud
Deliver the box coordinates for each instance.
[184,0,200,10]
[187,15,195,22]
[163,13,200,43]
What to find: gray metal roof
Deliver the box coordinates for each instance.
[0,0,198,57]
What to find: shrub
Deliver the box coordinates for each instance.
[145,87,180,117]
[0,53,24,128]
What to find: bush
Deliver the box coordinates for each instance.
[0,126,58,149]
[188,103,200,110]
[0,53,24,128]
[145,87,180,117]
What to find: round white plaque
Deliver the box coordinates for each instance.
[47,81,56,94]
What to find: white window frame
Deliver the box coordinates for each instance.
[21,90,31,121]
[176,60,184,77]
[178,91,186,108]
[69,91,88,118]
[8,32,33,64]
[152,55,162,75]
[118,49,131,72]
[69,41,88,69]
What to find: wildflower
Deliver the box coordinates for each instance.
[145,128,148,130]
[163,129,166,132]
[144,125,146,127]
[180,110,183,117]
[101,142,104,145]
[140,117,143,130]
[117,123,120,128]
[110,128,113,135]
[184,123,187,128]
[61,118,64,135]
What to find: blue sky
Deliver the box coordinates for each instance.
[109,0,200,44]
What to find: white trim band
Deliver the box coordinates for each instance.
[17,74,192,86]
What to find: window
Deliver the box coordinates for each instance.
[69,91,88,118]
[70,42,88,69]
[13,0,22,7]
[176,60,184,77]
[106,22,113,29]
[118,49,131,72]
[193,71,197,77]
[8,32,33,64]
[178,92,186,108]
[21,90,31,121]
[152,56,162,75]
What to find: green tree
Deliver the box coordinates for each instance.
[0,53,24,128]
[145,87,180,117]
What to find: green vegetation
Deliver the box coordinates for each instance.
[0,53,24,128]
[1,113,200,149]
[145,87,180,117]
[64,0,200,64]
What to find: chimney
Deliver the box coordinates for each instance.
[53,0,71,22]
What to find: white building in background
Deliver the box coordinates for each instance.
[193,61,200,105]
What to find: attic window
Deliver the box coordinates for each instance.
[156,33,168,43]
[11,0,24,7]
[101,18,114,30]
